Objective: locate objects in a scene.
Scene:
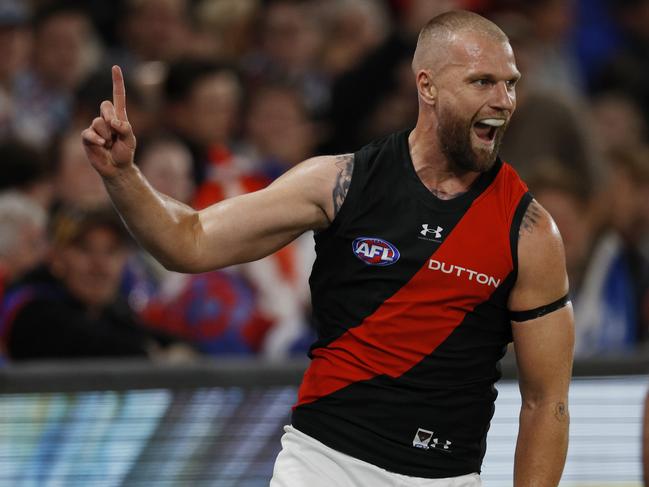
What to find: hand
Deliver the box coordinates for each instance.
[81,65,136,179]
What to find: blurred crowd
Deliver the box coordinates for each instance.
[0,0,648,364]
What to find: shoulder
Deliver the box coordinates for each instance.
[269,153,356,226]
[509,199,569,310]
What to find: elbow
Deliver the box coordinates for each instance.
[520,394,570,421]
[158,258,202,274]
[159,210,210,273]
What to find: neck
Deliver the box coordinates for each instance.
[409,121,481,198]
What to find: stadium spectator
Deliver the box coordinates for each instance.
[163,59,243,187]
[244,0,328,117]
[0,190,47,362]
[520,0,585,99]
[319,0,391,78]
[591,0,649,125]
[325,0,459,152]
[526,163,595,289]
[11,1,97,148]
[137,135,195,204]
[193,0,261,63]
[52,128,110,208]
[530,148,649,356]
[0,139,53,209]
[242,82,319,176]
[0,0,30,140]
[1,205,188,361]
[0,191,47,299]
[589,92,648,155]
[117,0,191,68]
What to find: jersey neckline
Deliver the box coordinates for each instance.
[398,129,502,212]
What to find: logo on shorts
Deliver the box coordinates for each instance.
[352,237,400,266]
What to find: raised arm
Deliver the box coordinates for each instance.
[508,199,575,487]
[82,66,353,273]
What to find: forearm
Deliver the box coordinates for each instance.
[514,400,569,486]
[103,165,200,272]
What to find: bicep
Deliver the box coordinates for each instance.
[512,305,574,401]
[510,199,574,399]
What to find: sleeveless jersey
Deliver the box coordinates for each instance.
[292,130,532,478]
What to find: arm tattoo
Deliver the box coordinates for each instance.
[332,154,354,218]
[554,402,568,423]
[519,200,542,236]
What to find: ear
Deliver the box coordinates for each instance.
[416,70,437,106]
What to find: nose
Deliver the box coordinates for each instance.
[490,81,515,112]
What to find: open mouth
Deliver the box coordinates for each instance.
[472,118,505,143]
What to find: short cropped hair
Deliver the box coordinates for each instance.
[413,10,508,72]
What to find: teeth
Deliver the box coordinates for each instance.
[478,118,505,127]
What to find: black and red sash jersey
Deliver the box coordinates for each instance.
[292,130,532,478]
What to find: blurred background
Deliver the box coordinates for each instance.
[0,0,648,485]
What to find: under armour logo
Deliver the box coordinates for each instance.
[431,438,452,452]
[421,224,443,239]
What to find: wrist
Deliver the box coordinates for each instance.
[103,162,140,189]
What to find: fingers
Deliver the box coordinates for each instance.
[91,116,111,141]
[109,118,136,150]
[100,100,116,123]
[81,127,106,146]
[109,118,133,138]
[112,65,129,122]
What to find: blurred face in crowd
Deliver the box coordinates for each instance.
[535,187,591,282]
[55,132,109,207]
[51,226,128,310]
[590,95,646,154]
[0,221,47,283]
[33,11,92,90]
[11,222,46,280]
[246,87,316,167]
[529,0,575,42]
[0,24,30,84]
[607,163,649,241]
[177,72,241,147]
[139,141,195,204]
[427,31,520,173]
[262,1,321,71]
[124,0,189,62]
[402,0,460,36]
[322,0,388,76]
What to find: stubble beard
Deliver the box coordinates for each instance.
[437,105,506,174]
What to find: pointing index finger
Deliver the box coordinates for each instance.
[112,65,128,122]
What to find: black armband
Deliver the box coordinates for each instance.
[509,294,570,322]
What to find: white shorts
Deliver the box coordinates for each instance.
[270,425,482,487]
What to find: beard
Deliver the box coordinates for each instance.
[437,104,506,174]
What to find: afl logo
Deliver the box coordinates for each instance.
[352,237,400,266]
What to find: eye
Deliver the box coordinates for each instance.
[473,79,492,87]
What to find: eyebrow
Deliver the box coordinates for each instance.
[467,72,522,82]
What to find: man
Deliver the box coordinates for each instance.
[82,10,573,487]
[2,206,180,360]
[0,191,47,300]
